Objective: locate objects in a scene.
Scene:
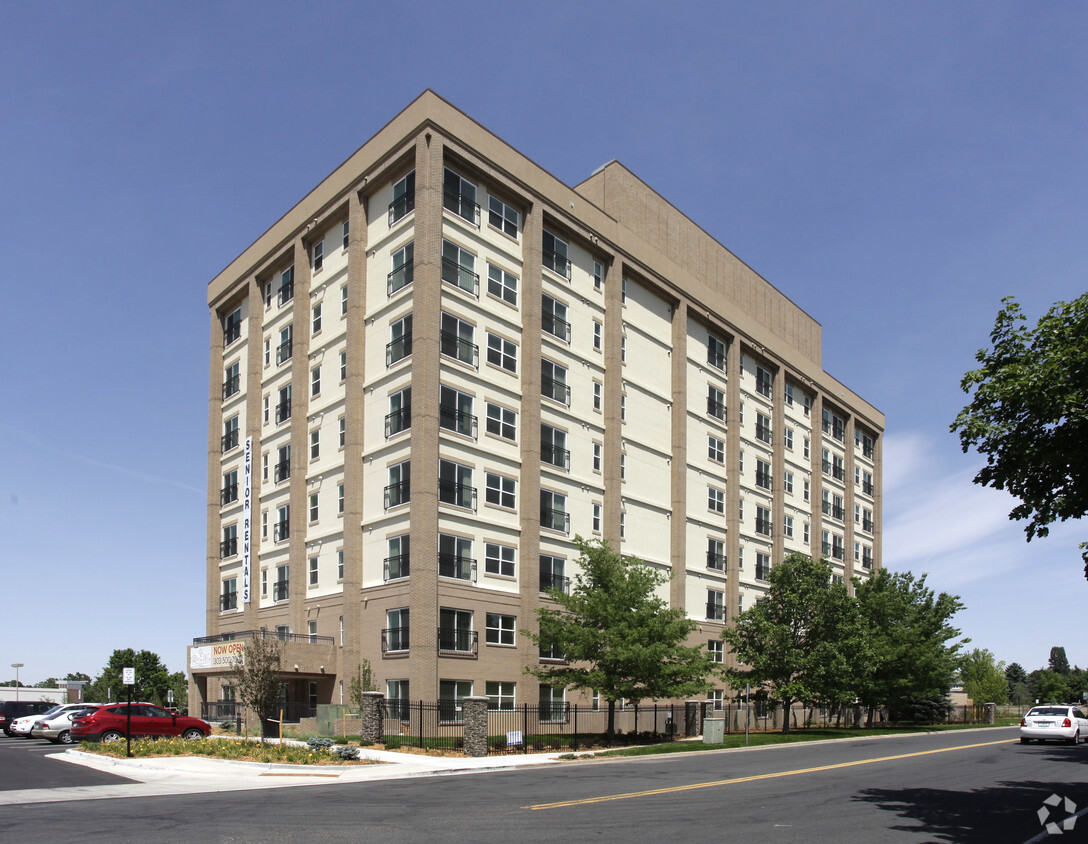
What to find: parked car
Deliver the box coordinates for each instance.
[70,703,210,742]
[1019,705,1088,744]
[32,704,104,744]
[0,701,55,736]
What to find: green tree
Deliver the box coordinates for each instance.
[1005,662,1030,707]
[1029,669,1072,704]
[347,660,376,712]
[1048,646,1071,675]
[523,537,714,741]
[1005,662,1028,685]
[722,554,864,734]
[33,678,59,689]
[86,650,174,704]
[960,649,1009,704]
[951,293,1088,579]
[229,635,282,738]
[854,570,965,723]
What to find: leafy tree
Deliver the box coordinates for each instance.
[722,553,864,734]
[347,660,376,711]
[854,569,965,724]
[960,649,1008,705]
[1028,669,1072,704]
[1048,646,1071,675]
[0,680,25,688]
[1005,662,1030,706]
[951,293,1088,579]
[229,635,282,738]
[86,650,174,704]
[34,678,59,689]
[1005,662,1028,685]
[523,537,714,741]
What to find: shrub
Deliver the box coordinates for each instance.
[307,737,335,750]
[337,746,360,760]
[358,739,374,747]
[384,738,402,749]
[219,721,235,732]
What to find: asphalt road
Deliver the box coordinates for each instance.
[0,734,133,791]
[1,728,1085,843]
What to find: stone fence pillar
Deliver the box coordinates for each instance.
[984,703,995,725]
[684,700,701,737]
[361,691,385,743]
[463,696,489,757]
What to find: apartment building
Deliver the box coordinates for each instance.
[189,91,884,720]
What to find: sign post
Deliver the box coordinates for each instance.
[122,667,135,758]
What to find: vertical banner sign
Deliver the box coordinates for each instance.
[242,436,253,605]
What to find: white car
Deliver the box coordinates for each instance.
[32,704,103,744]
[8,705,69,737]
[1019,705,1088,744]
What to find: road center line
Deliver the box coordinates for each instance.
[525,738,1015,810]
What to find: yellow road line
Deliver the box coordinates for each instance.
[525,738,1014,810]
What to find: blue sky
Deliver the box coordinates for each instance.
[1,1,1085,685]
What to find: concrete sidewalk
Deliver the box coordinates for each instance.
[0,744,572,806]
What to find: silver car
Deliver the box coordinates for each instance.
[30,704,102,744]
[1019,705,1088,745]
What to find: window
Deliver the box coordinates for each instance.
[784,427,794,450]
[739,450,744,474]
[823,408,845,442]
[484,542,515,577]
[593,320,602,351]
[262,451,268,481]
[486,681,515,710]
[388,242,414,295]
[860,432,875,459]
[803,479,810,502]
[337,549,344,580]
[621,277,627,304]
[708,334,727,370]
[862,471,874,496]
[708,689,724,711]
[756,459,772,490]
[756,505,772,536]
[854,540,861,562]
[541,424,570,470]
[485,472,516,509]
[342,219,349,250]
[739,498,744,522]
[222,415,239,452]
[708,641,724,664]
[540,489,568,533]
[755,365,772,398]
[708,486,725,514]
[486,332,517,373]
[485,402,516,441]
[277,267,294,306]
[385,534,409,580]
[538,685,565,720]
[440,312,478,367]
[541,359,569,405]
[803,437,811,459]
[438,535,475,581]
[310,365,321,397]
[386,387,411,437]
[785,383,795,406]
[542,230,570,279]
[223,308,242,346]
[221,469,238,505]
[803,522,810,543]
[277,324,293,365]
[439,611,475,655]
[593,380,602,411]
[274,563,289,600]
[620,336,627,363]
[220,577,238,611]
[739,402,744,424]
[592,502,601,533]
[223,361,240,399]
[275,444,291,483]
[312,302,322,334]
[620,393,626,421]
[261,568,267,596]
[309,492,319,522]
[487,263,518,305]
[440,386,476,439]
[783,471,794,495]
[707,385,726,421]
[592,442,602,472]
[340,285,348,316]
[620,453,626,480]
[620,511,625,538]
[755,412,772,444]
[389,171,415,224]
[708,435,725,464]
[784,515,794,538]
[540,555,567,593]
[488,195,519,237]
[707,537,726,571]
[308,556,318,586]
[441,239,478,296]
[274,506,290,543]
[220,523,237,559]
[337,483,344,514]
[443,168,479,224]
[485,613,515,646]
[439,459,476,511]
[755,552,771,581]
[310,429,320,460]
[593,260,605,290]
[383,609,409,653]
[541,295,570,342]
[385,460,410,509]
[387,314,412,366]
[707,589,725,621]
[387,680,409,720]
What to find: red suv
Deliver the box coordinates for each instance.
[70,703,210,742]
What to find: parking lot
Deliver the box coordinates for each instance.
[0,733,133,792]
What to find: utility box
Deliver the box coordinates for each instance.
[703,718,725,744]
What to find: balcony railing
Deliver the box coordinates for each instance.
[822,541,832,556]
[383,554,410,581]
[220,483,238,505]
[708,350,726,370]
[437,628,478,656]
[193,629,334,646]
[381,627,410,654]
[832,545,844,560]
[755,519,772,537]
[542,249,571,279]
[276,339,292,365]
[832,505,845,521]
[443,188,480,225]
[439,406,478,439]
[863,518,874,533]
[440,331,479,368]
[707,398,727,421]
[862,481,874,496]
[221,430,239,452]
[388,192,415,225]
[755,425,772,444]
[438,480,476,511]
[275,401,291,424]
[755,472,773,490]
[833,423,845,442]
[387,260,414,295]
[219,592,238,611]
[224,323,241,346]
[706,602,725,622]
[437,553,477,581]
[542,312,571,343]
[863,444,874,459]
[540,571,570,594]
[755,563,771,582]
[756,379,772,398]
[222,374,240,399]
[541,507,570,534]
[385,406,411,437]
[441,256,480,297]
[832,465,845,481]
[273,521,289,542]
[386,334,412,366]
[707,551,727,571]
[273,580,289,601]
[384,480,410,509]
[274,460,290,483]
[542,375,570,406]
[541,443,570,471]
[219,538,237,558]
[277,282,293,306]
[862,554,874,570]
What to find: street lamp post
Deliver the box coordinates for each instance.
[11,664,24,701]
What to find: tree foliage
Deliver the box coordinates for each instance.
[85,649,181,706]
[853,569,965,722]
[522,537,714,739]
[1048,646,1071,675]
[960,648,1009,705]
[951,293,1088,578]
[347,659,376,711]
[230,635,283,736]
[1029,669,1072,704]
[721,554,864,733]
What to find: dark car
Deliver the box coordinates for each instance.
[0,701,56,736]
[70,703,210,742]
